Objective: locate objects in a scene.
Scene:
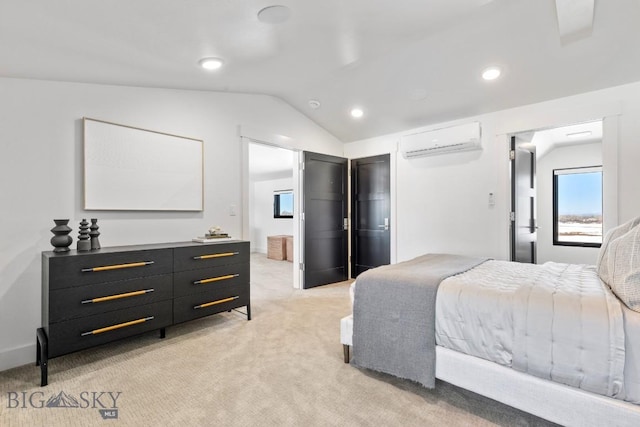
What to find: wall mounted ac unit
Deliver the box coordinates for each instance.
[400,122,482,158]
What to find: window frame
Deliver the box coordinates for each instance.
[273,190,293,219]
[552,165,603,248]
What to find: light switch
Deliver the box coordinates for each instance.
[229,204,237,216]
[488,192,495,206]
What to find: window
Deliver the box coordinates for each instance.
[274,190,293,218]
[553,166,602,247]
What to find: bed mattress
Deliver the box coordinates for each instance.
[435,260,640,404]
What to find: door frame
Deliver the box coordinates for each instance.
[240,129,303,289]
[501,111,619,260]
[509,134,537,263]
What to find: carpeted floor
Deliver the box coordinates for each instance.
[0,254,556,426]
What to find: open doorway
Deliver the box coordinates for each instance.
[511,120,604,265]
[241,132,350,290]
[248,142,297,291]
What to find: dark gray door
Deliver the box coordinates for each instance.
[510,135,537,263]
[303,151,348,288]
[351,154,390,278]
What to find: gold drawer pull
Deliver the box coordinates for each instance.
[193,252,239,260]
[193,296,239,310]
[81,261,154,273]
[193,274,239,285]
[81,316,154,336]
[81,289,154,304]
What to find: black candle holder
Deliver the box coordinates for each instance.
[90,218,101,250]
[50,219,72,252]
[77,219,91,251]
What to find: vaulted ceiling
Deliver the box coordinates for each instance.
[1,0,639,142]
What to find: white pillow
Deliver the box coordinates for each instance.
[597,216,640,285]
[606,224,640,313]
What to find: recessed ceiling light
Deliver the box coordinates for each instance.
[482,67,501,81]
[199,57,224,71]
[566,131,592,138]
[308,99,321,109]
[350,108,364,118]
[257,5,291,24]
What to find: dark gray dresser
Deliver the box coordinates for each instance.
[38,240,250,386]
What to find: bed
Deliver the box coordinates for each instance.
[341,217,640,426]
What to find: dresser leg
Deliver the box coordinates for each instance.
[247,304,252,321]
[36,328,48,386]
[159,328,166,339]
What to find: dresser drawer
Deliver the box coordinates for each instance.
[173,242,249,272]
[173,286,249,324]
[47,300,172,358]
[47,249,172,289]
[173,264,249,298]
[48,274,173,324]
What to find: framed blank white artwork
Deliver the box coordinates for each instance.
[83,118,203,211]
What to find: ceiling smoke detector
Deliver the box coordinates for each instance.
[257,5,291,24]
[308,99,321,109]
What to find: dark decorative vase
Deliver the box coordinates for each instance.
[50,219,72,252]
[90,218,101,250]
[77,219,91,251]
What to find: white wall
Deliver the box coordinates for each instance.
[536,142,602,264]
[0,77,342,371]
[346,126,505,262]
[250,176,294,253]
[344,80,640,264]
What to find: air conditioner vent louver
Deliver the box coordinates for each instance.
[400,122,482,158]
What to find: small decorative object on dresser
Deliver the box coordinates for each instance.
[89,218,101,250]
[206,225,229,238]
[50,219,72,252]
[77,219,91,251]
[37,240,250,386]
[192,226,232,243]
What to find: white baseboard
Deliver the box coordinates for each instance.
[0,343,35,372]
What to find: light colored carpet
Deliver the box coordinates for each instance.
[0,254,556,426]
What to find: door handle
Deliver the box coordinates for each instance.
[378,218,389,231]
[344,218,348,230]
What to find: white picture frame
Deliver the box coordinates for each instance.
[83,117,203,211]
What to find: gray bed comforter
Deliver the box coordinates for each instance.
[512,262,626,397]
[352,256,630,400]
[351,253,488,388]
[435,260,627,398]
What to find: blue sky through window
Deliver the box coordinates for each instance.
[556,171,602,216]
[279,192,293,215]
